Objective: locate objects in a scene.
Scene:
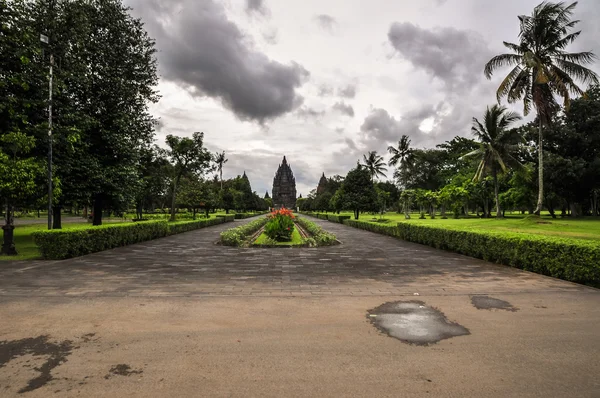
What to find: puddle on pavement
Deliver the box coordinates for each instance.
[471,295,518,312]
[367,301,470,346]
[0,335,74,393]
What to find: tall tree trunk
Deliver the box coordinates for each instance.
[93,194,103,226]
[534,118,544,215]
[169,175,181,222]
[2,201,17,255]
[136,201,143,220]
[52,206,62,229]
[220,168,223,190]
[493,168,501,218]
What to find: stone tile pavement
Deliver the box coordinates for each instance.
[0,216,596,298]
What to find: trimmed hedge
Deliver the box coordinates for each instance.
[342,219,600,285]
[296,217,338,246]
[327,214,351,223]
[216,214,236,222]
[33,221,170,260]
[220,217,269,246]
[167,217,225,235]
[33,217,235,260]
[316,213,329,220]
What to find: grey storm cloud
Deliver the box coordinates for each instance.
[388,22,491,89]
[246,0,269,16]
[296,106,326,120]
[317,84,334,97]
[338,84,356,98]
[314,14,337,32]
[127,0,309,123]
[332,102,355,117]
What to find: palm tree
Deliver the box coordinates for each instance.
[214,151,228,190]
[484,1,598,215]
[387,135,414,187]
[462,105,523,218]
[361,151,387,181]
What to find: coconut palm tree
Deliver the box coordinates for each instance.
[214,151,228,190]
[361,151,387,181]
[387,135,414,187]
[462,105,524,218]
[484,1,598,215]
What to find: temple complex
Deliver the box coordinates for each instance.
[272,156,297,209]
[316,172,328,195]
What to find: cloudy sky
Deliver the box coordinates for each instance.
[125,0,600,197]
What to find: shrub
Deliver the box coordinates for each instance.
[317,213,329,220]
[342,219,600,285]
[327,214,351,223]
[220,217,269,246]
[216,214,236,222]
[264,208,295,241]
[33,221,170,260]
[167,217,225,235]
[296,217,337,246]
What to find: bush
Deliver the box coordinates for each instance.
[327,214,351,223]
[220,217,269,246]
[32,216,236,260]
[296,217,337,246]
[264,208,295,241]
[317,213,329,220]
[216,214,236,222]
[33,221,170,260]
[342,219,600,285]
[167,217,225,235]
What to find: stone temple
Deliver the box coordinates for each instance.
[272,156,297,209]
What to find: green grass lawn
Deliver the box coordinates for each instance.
[324,211,600,242]
[253,227,303,246]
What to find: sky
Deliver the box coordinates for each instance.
[124,0,600,197]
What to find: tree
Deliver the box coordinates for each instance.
[361,151,388,181]
[340,165,377,219]
[165,132,212,221]
[462,105,524,218]
[0,133,45,255]
[214,151,228,190]
[484,1,599,214]
[388,135,414,187]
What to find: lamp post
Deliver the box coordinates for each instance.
[40,34,53,230]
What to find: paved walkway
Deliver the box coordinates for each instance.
[1,217,599,397]
[0,217,594,298]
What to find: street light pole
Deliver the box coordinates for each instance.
[41,33,53,230]
[47,54,53,230]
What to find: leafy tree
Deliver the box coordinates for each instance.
[340,165,377,219]
[484,1,599,214]
[329,189,344,214]
[165,132,212,221]
[220,185,237,214]
[361,151,388,181]
[1,133,45,254]
[462,105,524,218]
[399,189,415,219]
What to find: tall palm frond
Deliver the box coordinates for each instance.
[361,151,387,181]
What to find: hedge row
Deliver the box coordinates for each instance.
[234,212,267,219]
[220,217,269,246]
[342,219,600,285]
[216,214,236,222]
[32,217,233,260]
[326,214,351,223]
[296,217,338,246]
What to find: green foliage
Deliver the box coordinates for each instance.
[32,221,170,260]
[295,217,337,246]
[264,211,295,241]
[31,216,235,259]
[216,214,236,222]
[166,217,226,235]
[342,219,600,285]
[326,214,351,223]
[220,217,268,246]
[340,165,377,219]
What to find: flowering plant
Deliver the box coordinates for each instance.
[264,207,295,241]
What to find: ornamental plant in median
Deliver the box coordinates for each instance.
[264,207,295,241]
